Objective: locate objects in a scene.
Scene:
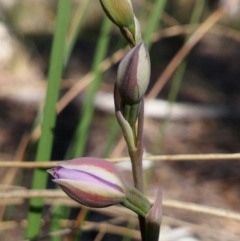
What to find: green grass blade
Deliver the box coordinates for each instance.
[50,206,70,241]
[66,17,112,159]
[190,0,206,25]
[49,1,93,240]
[53,19,112,240]
[64,0,92,66]
[25,0,72,238]
[144,0,168,48]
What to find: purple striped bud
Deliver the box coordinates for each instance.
[116,42,150,105]
[48,157,126,208]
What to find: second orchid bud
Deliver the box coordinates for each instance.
[117,42,150,105]
[48,157,126,208]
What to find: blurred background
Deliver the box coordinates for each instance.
[0,0,240,240]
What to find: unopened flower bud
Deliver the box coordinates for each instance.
[117,42,150,105]
[100,0,135,35]
[145,185,162,241]
[48,157,126,208]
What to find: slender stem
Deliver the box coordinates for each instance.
[114,97,146,240]
[132,99,145,241]
[136,99,144,192]
[128,100,144,192]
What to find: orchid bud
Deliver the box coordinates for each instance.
[100,0,135,36]
[48,157,126,208]
[145,186,162,241]
[117,42,150,105]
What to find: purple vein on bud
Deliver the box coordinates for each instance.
[117,42,150,105]
[48,157,126,208]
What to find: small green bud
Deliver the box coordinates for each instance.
[100,0,135,35]
[117,42,150,105]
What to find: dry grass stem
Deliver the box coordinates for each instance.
[1,190,240,222]
[1,153,240,168]
[161,199,240,222]
[0,198,23,206]
[93,228,106,241]
[2,215,239,240]
[3,220,140,240]
[63,207,88,241]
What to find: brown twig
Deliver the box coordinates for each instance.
[162,199,240,223]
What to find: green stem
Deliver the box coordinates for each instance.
[115,96,145,240]
[131,99,145,241]
[136,99,144,192]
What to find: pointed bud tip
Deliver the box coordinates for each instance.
[47,168,56,177]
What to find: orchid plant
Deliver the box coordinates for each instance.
[48,1,162,240]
